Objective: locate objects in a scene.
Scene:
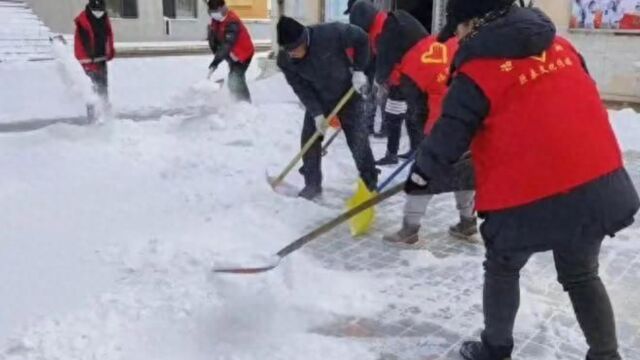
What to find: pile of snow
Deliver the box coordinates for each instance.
[0,61,388,359]
[0,50,267,124]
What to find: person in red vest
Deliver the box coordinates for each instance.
[74,0,115,122]
[407,0,639,359]
[372,10,477,244]
[206,0,254,103]
[347,0,419,166]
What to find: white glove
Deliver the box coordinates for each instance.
[352,71,369,95]
[314,115,328,135]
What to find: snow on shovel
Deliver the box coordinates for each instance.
[267,88,355,193]
[348,152,416,236]
[213,183,404,275]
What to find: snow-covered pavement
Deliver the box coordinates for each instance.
[0,51,639,360]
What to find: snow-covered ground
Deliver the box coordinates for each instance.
[0,48,639,360]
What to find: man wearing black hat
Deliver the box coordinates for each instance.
[403,0,639,359]
[276,16,378,200]
[74,0,115,122]
[347,0,416,165]
[206,0,255,102]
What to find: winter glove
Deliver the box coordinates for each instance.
[404,163,430,194]
[352,71,369,95]
[314,115,329,135]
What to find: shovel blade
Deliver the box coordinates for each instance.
[347,179,377,236]
[212,265,278,274]
[212,258,281,275]
[266,171,300,198]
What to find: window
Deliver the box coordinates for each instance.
[163,0,198,18]
[106,0,139,18]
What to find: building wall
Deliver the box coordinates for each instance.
[228,0,269,19]
[537,0,640,102]
[25,0,274,42]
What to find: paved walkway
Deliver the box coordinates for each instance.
[304,150,640,360]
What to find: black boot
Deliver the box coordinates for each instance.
[373,130,387,139]
[375,153,399,166]
[298,185,322,201]
[460,341,512,360]
[398,151,413,160]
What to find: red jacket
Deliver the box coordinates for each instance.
[74,11,115,72]
[397,36,459,134]
[460,36,623,211]
[210,10,254,63]
[368,12,387,55]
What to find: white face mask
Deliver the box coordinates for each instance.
[92,10,105,18]
[210,11,225,21]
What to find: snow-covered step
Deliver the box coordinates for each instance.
[0,0,52,62]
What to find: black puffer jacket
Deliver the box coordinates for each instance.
[277,22,370,117]
[349,0,378,34]
[415,6,639,252]
[376,11,430,129]
[349,0,380,79]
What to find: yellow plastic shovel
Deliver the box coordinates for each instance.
[348,153,416,236]
[347,178,376,236]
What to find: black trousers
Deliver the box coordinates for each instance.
[384,87,422,156]
[300,96,378,190]
[481,235,621,360]
[86,64,108,121]
[228,59,252,103]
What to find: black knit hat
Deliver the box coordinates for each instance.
[437,0,515,42]
[343,0,358,15]
[88,0,105,11]
[277,16,308,51]
[207,0,225,11]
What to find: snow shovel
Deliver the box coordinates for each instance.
[268,87,356,191]
[213,182,404,275]
[347,152,416,236]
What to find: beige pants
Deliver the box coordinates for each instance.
[404,191,475,226]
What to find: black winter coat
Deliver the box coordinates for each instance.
[277,22,370,118]
[375,10,475,195]
[349,0,379,79]
[376,11,430,136]
[415,6,639,252]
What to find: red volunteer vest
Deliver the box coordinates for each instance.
[210,11,254,63]
[74,11,115,72]
[368,12,387,55]
[398,36,459,134]
[459,36,623,212]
